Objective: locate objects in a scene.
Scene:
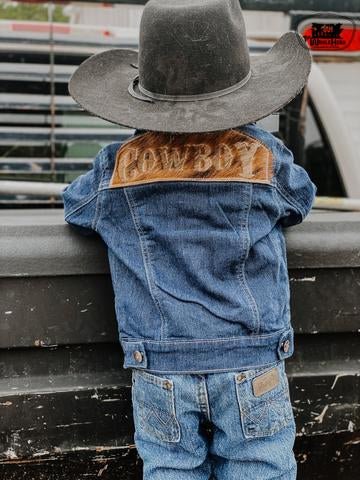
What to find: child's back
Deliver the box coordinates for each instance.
[63,1,316,477]
[62,124,315,479]
[62,124,315,374]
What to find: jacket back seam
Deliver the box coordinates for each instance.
[92,155,107,231]
[241,183,261,334]
[123,187,168,340]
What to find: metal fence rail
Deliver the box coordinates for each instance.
[63,0,360,12]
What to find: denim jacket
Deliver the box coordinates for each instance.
[62,123,316,374]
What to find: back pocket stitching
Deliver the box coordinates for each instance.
[134,375,181,443]
[235,366,292,439]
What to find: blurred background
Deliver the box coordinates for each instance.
[2,0,359,208]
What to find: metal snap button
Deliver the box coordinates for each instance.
[133,350,143,363]
[282,339,290,353]
[163,380,172,390]
[236,373,246,383]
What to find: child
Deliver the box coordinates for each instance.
[63,1,316,478]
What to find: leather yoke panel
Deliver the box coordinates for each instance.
[110,130,273,188]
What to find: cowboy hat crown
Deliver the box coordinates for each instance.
[136,0,251,100]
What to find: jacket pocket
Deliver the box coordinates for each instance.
[234,360,294,439]
[131,369,181,443]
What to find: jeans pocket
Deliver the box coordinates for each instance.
[234,360,294,439]
[131,369,181,443]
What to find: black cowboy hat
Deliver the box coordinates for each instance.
[68,0,312,133]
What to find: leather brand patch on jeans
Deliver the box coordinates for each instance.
[252,365,280,396]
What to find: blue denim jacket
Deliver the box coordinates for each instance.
[62,123,316,374]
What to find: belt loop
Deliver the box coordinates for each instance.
[122,341,148,369]
[277,327,294,360]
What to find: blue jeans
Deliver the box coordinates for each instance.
[131,359,297,479]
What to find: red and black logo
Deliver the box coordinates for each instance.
[297,13,358,52]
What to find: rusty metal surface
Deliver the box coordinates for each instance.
[0,208,359,478]
[1,269,360,348]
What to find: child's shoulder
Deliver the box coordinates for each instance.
[238,123,295,178]
[237,122,284,150]
[100,129,144,163]
[98,141,123,162]
[94,137,135,172]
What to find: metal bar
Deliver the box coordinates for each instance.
[0,157,93,164]
[0,93,77,110]
[1,208,360,270]
[0,126,133,140]
[313,196,360,211]
[0,113,114,127]
[46,0,360,12]
[48,1,56,184]
[0,180,67,197]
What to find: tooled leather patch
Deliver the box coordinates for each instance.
[109,130,273,188]
[252,366,280,397]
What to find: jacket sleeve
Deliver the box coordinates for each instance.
[61,147,106,236]
[273,140,317,227]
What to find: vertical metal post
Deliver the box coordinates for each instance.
[48,1,56,204]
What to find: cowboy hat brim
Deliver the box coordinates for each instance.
[68,32,311,133]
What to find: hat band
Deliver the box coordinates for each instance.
[128,69,252,103]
